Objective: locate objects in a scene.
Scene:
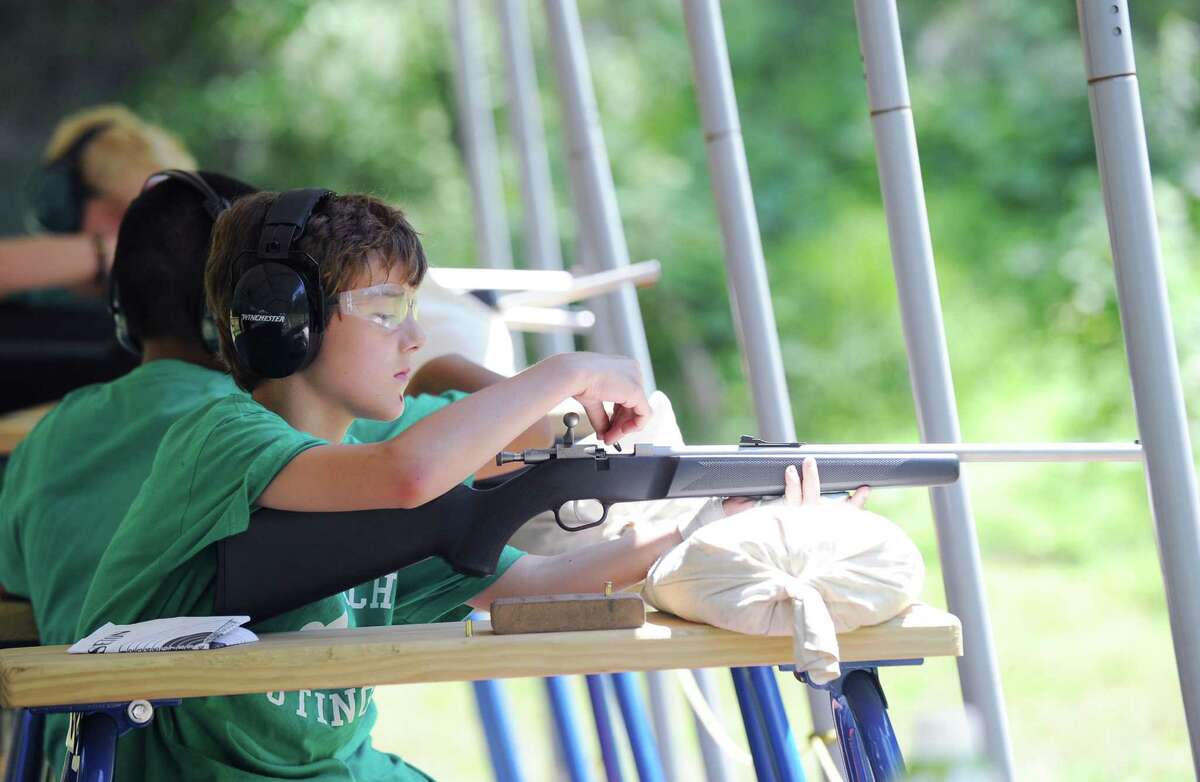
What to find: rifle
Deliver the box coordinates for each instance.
[215,414,958,621]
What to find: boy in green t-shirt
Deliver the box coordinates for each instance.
[73,190,714,780]
[0,173,538,776]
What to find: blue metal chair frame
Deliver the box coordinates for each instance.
[793,659,920,782]
[3,710,42,782]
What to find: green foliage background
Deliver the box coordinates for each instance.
[4,1,1199,778]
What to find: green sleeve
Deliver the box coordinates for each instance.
[194,405,328,540]
[389,545,526,624]
[77,398,325,632]
[0,475,29,598]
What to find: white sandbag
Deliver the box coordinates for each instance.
[642,502,924,684]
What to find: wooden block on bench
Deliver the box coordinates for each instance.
[490,593,645,634]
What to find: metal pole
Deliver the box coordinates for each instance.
[692,670,734,782]
[730,668,780,782]
[612,672,667,782]
[541,5,681,774]
[450,0,526,367]
[472,680,526,782]
[680,0,795,443]
[543,676,590,782]
[543,0,655,388]
[747,667,806,782]
[585,674,626,782]
[1077,1,1200,773]
[567,154,619,355]
[852,1,1013,776]
[680,0,843,772]
[497,0,574,358]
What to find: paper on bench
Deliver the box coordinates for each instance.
[68,616,257,654]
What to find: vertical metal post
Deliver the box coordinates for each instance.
[680,0,844,772]
[643,673,681,782]
[680,0,795,442]
[497,0,574,359]
[747,667,806,782]
[543,0,656,388]
[586,674,627,782]
[693,670,734,782]
[543,677,590,782]
[473,678,526,782]
[852,2,1013,777]
[567,157,619,355]
[450,0,526,367]
[730,668,780,782]
[542,5,679,774]
[1077,1,1200,773]
[612,672,667,782]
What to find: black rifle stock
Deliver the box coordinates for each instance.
[215,439,958,622]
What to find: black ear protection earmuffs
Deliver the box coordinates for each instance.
[30,123,113,234]
[229,189,333,379]
[110,169,231,356]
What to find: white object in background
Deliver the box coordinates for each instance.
[413,277,516,376]
[499,306,595,334]
[495,260,661,310]
[643,503,924,684]
[69,616,257,654]
[427,267,575,292]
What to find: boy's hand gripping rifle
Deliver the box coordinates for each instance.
[215,414,959,621]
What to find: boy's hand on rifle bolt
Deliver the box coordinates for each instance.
[556,352,650,445]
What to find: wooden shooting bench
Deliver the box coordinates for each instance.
[0,603,959,781]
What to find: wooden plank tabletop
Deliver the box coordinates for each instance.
[0,604,960,708]
[0,403,53,455]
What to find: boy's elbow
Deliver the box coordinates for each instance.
[387,463,442,509]
[380,441,453,508]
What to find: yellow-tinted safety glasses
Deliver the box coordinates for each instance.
[338,283,418,331]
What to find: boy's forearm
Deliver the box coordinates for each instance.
[468,524,683,607]
[0,236,100,297]
[407,353,554,480]
[258,356,585,512]
[389,355,582,504]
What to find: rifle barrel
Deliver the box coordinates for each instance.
[647,442,1143,463]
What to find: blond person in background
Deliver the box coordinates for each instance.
[0,104,196,411]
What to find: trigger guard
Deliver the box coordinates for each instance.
[554,501,611,533]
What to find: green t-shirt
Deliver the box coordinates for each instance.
[77,393,524,781]
[0,366,498,777]
[0,360,237,643]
